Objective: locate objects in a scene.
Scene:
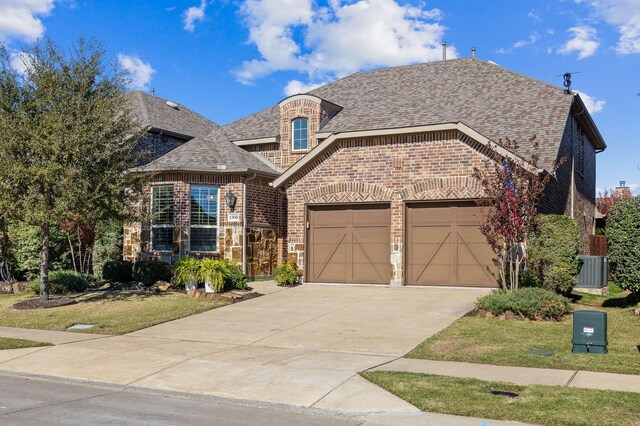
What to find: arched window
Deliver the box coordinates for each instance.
[292,118,308,151]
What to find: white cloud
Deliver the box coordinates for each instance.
[527,9,541,22]
[628,183,640,195]
[117,54,156,91]
[182,0,207,32]
[283,79,326,96]
[513,32,540,48]
[235,0,454,86]
[580,0,640,54]
[575,90,606,114]
[0,0,55,42]
[9,51,33,74]
[558,26,599,59]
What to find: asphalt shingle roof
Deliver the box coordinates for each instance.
[224,58,578,171]
[134,127,280,176]
[127,91,219,140]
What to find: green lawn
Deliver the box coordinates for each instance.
[362,371,640,426]
[0,291,230,335]
[0,337,51,350]
[406,284,640,375]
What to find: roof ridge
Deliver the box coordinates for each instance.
[133,91,152,129]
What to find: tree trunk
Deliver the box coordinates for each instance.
[40,221,50,301]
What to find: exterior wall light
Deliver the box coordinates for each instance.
[225,190,237,210]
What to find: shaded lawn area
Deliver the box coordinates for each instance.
[406,284,640,375]
[0,337,51,350]
[0,291,230,335]
[362,371,640,426]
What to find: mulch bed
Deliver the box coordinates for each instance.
[13,298,77,310]
[186,289,262,303]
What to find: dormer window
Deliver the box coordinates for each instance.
[292,118,308,151]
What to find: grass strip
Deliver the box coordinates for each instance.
[362,371,640,426]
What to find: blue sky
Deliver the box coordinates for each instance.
[1,0,639,194]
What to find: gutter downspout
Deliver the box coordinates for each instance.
[571,109,585,219]
[243,172,257,275]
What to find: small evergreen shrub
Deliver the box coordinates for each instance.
[8,223,70,281]
[220,259,249,291]
[273,261,299,286]
[30,270,90,294]
[527,215,580,295]
[607,197,640,295]
[102,260,133,283]
[133,260,172,286]
[476,287,571,320]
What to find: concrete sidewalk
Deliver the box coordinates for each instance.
[0,326,110,345]
[372,358,640,393]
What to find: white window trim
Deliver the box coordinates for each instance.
[291,117,309,152]
[151,185,174,253]
[189,185,220,253]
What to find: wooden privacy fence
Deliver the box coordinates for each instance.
[589,235,607,256]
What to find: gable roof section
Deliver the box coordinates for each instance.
[127,91,219,140]
[223,105,280,141]
[133,127,280,177]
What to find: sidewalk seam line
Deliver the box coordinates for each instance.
[565,370,579,386]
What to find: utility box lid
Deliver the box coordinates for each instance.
[572,310,607,349]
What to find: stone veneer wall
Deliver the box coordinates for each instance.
[285,131,491,285]
[245,177,284,278]
[123,173,245,265]
[539,114,597,254]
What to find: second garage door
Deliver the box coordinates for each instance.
[406,202,497,287]
[308,204,390,284]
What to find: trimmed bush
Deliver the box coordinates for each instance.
[102,260,133,283]
[476,287,571,320]
[30,270,91,294]
[607,197,640,295]
[273,261,299,286]
[133,260,172,286]
[527,215,580,295]
[220,259,249,291]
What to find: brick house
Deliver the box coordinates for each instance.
[125,58,606,286]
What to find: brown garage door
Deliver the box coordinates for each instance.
[406,202,497,287]
[308,204,390,284]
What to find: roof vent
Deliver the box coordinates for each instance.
[216,165,227,170]
[166,101,179,110]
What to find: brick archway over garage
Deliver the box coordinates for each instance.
[303,182,394,204]
[400,176,484,201]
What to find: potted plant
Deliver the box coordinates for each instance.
[200,259,225,293]
[173,257,200,291]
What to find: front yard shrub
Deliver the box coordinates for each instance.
[30,270,90,294]
[102,260,133,283]
[220,259,249,291]
[273,261,300,286]
[133,260,172,286]
[607,197,640,295]
[527,215,580,295]
[476,287,571,320]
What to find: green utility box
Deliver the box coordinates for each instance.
[572,311,607,354]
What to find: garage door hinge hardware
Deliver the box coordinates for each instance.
[306,222,310,229]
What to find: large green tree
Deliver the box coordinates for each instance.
[0,38,146,300]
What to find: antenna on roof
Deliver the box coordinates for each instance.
[557,72,580,94]
[442,42,447,61]
[151,88,155,96]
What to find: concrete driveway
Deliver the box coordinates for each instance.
[0,283,486,413]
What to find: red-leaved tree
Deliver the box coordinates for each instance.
[472,137,566,291]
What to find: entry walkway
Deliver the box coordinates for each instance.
[372,358,640,394]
